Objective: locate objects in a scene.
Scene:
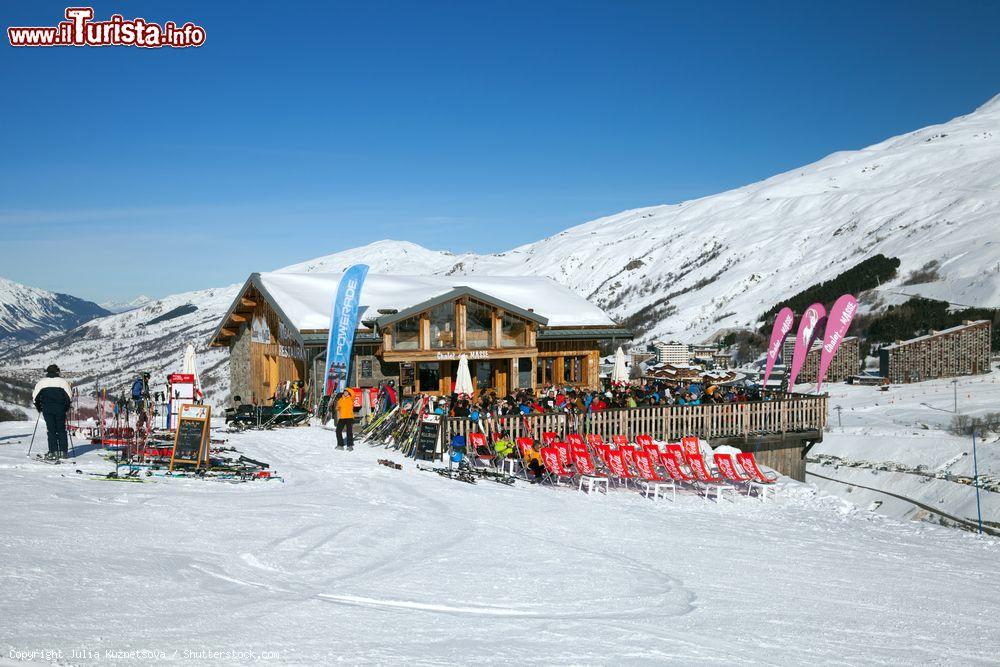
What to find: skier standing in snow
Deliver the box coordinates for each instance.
[32,364,72,459]
[335,387,356,450]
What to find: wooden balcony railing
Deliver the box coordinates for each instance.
[445,394,828,443]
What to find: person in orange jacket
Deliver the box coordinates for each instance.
[522,440,545,482]
[335,387,356,451]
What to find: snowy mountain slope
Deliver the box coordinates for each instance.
[0,284,241,405]
[0,247,481,405]
[4,94,1000,404]
[0,276,110,344]
[277,239,461,275]
[297,94,1000,342]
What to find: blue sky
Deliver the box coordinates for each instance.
[2,1,999,302]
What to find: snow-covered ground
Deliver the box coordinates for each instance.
[2,420,999,664]
[805,371,1000,530]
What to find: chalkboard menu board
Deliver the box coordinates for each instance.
[417,415,441,460]
[170,404,211,470]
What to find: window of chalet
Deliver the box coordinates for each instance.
[429,302,456,349]
[393,316,420,350]
[566,355,585,383]
[518,358,533,388]
[500,312,528,348]
[537,357,554,385]
[466,301,493,349]
[418,362,440,392]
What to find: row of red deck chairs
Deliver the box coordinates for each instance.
[469,431,778,501]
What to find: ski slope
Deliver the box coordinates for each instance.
[1,422,998,664]
[806,371,1000,530]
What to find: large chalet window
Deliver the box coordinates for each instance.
[500,312,528,348]
[429,302,456,349]
[466,301,493,349]
[393,316,420,350]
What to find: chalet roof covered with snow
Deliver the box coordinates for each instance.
[210,271,620,347]
[256,272,614,330]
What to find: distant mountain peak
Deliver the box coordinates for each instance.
[100,295,153,314]
[0,275,111,343]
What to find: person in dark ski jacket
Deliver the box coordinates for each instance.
[32,364,72,459]
[131,372,152,434]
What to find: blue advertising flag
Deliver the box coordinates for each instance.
[323,264,369,396]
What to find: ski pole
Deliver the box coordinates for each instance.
[26,413,41,458]
[68,426,76,459]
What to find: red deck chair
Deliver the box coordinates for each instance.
[571,443,609,495]
[665,443,685,462]
[566,433,586,448]
[618,443,639,472]
[635,434,654,448]
[680,436,702,464]
[642,444,663,467]
[586,433,606,448]
[634,450,676,501]
[540,446,574,485]
[553,441,573,471]
[594,443,613,470]
[736,452,778,483]
[606,450,635,486]
[735,453,779,501]
[467,432,495,468]
[611,434,629,447]
[686,446,737,502]
[541,431,559,446]
[714,453,750,483]
[713,452,756,496]
[660,448,696,487]
[736,452,778,484]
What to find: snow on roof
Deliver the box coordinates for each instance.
[256,272,615,331]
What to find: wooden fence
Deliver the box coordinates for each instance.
[446,394,828,444]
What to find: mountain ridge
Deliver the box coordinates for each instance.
[3,92,1000,402]
[0,276,111,346]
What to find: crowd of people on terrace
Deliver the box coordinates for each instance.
[386,378,782,420]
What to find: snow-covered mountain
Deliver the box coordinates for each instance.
[296,94,1000,341]
[99,295,153,314]
[4,93,1000,403]
[0,276,110,346]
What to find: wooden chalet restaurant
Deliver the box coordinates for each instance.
[209,271,830,481]
[209,272,631,403]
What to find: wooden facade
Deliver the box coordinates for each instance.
[211,277,627,406]
[213,284,307,404]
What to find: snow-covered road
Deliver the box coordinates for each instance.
[1,421,998,665]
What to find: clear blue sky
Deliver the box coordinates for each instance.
[2,1,999,302]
